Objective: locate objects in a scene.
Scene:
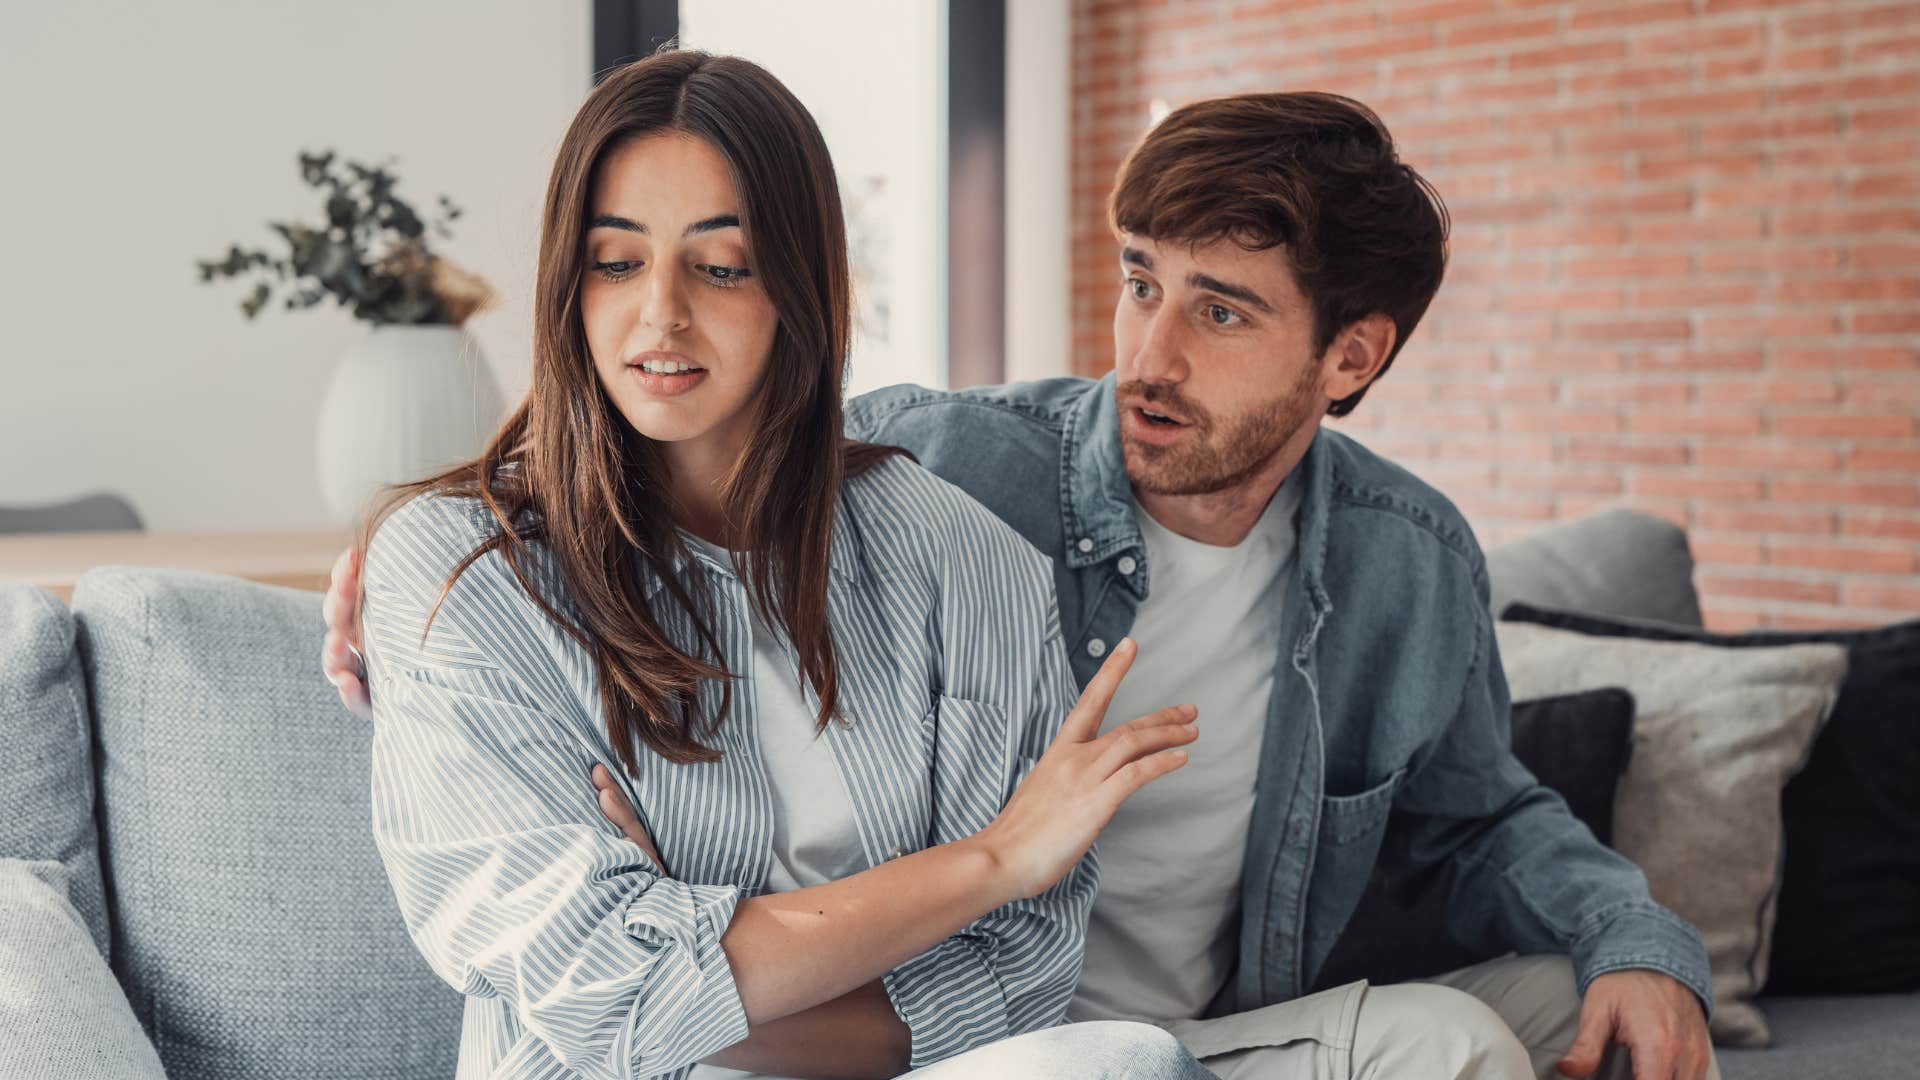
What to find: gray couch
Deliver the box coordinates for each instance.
[1,510,1912,1078]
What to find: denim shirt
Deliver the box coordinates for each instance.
[846,372,1713,1019]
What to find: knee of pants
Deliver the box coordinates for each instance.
[1357,983,1533,1078]
[933,1021,1205,1080]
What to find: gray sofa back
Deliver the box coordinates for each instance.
[0,583,110,956]
[70,567,459,1079]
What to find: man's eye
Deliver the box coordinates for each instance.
[1127,278,1152,300]
[1207,304,1242,326]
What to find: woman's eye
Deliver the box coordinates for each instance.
[1207,304,1242,326]
[592,260,639,280]
[699,264,753,285]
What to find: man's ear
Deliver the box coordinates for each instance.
[1323,313,1397,403]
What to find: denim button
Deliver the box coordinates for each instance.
[1087,638,1107,658]
[1117,555,1137,576]
[1076,537,1094,553]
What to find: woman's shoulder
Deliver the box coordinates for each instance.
[842,452,1054,593]
[365,487,562,615]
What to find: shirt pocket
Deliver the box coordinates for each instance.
[1319,767,1406,847]
[922,693,1016,845]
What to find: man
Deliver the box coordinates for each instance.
[324,92,1716,1079]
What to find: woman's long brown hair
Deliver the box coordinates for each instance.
[356,50,903,770]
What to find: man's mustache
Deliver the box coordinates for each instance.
[1116,380,1210,429]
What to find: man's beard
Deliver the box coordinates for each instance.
[1119,364,1323,497]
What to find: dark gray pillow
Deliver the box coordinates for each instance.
[1315,688,1636,990]
[1502,602,1920,996]
[1485,510,1703,628]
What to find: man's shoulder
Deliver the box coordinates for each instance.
[1317,427,1485,574]
[843,453,1054,585]
[846,377,1093,441]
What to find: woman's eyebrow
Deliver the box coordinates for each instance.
[587,213,741,237]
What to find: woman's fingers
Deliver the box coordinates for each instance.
[1100,747,1191,806]
[1091,706,1198,778]
[591,764,666,870]
[1057,637,1139,742]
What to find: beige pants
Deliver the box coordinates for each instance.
[1156,954,1722,1080]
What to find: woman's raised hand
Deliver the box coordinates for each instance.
[974,637,1196,900]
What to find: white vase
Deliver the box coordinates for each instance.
[314,324,505,525]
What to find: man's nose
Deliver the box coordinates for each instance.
[1129,307,1188,384]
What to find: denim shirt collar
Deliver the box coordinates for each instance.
[1060,370,1335,622]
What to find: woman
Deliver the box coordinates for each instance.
[353,50,1204,1079]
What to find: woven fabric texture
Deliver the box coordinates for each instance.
[0,858,166,1080]
[72,566,460,1080]
[0,582,110,956]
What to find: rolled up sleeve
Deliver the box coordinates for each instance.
[362,495,749,1078]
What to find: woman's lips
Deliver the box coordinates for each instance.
[627,365,709,397]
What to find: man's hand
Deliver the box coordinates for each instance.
[590,763,667,873]
[1558,969,1713,1080]
[321,546,371,718]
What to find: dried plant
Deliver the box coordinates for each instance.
[195,150,495,326]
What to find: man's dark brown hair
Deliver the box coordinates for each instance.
[1110,91,1449,417]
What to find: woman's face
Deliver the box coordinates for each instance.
[580,132,777,473]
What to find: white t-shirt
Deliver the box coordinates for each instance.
[686,537,864,1080]
[1069,478,1303,1023]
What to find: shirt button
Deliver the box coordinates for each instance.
[1117,555,1138,576]
[886,846,908,861]
[1076,537,1094,553]
[1087,638,1107,658]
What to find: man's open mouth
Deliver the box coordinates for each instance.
[1136,405,1183,426]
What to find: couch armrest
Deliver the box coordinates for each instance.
[0,859,167,1080]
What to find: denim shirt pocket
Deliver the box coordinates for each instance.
[1319,767,1406,846]
[1303,767,1408,981]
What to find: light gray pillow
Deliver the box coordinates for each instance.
[0,858,166,1080]
[73,566,461,1079]
[1496,622,1846,1049]
[0,582,110,957]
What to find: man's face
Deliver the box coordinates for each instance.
[1112,235,1329,496]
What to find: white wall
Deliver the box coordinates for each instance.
[1005,0,1073,384]
[0,2,587,530]
[679,0,947,397]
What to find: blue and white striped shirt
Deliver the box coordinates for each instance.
[360,455,1094,1079]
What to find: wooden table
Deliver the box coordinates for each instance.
[0,530,353,600]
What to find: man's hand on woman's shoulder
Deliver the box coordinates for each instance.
[321,545,371,718]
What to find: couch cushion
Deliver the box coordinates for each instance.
[1502,605,1920,997]
[1485,509,1704,627]
[1717,993,1920,1079]
[0,858,167,1080]
[0,581,110,956]
[72,566,459,1080]
[1496,622,1847,1048]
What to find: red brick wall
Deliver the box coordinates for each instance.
[1070,0,1920,630]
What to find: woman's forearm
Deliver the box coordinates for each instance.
[702,979,909,1079]
[719,836,1012,1025]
